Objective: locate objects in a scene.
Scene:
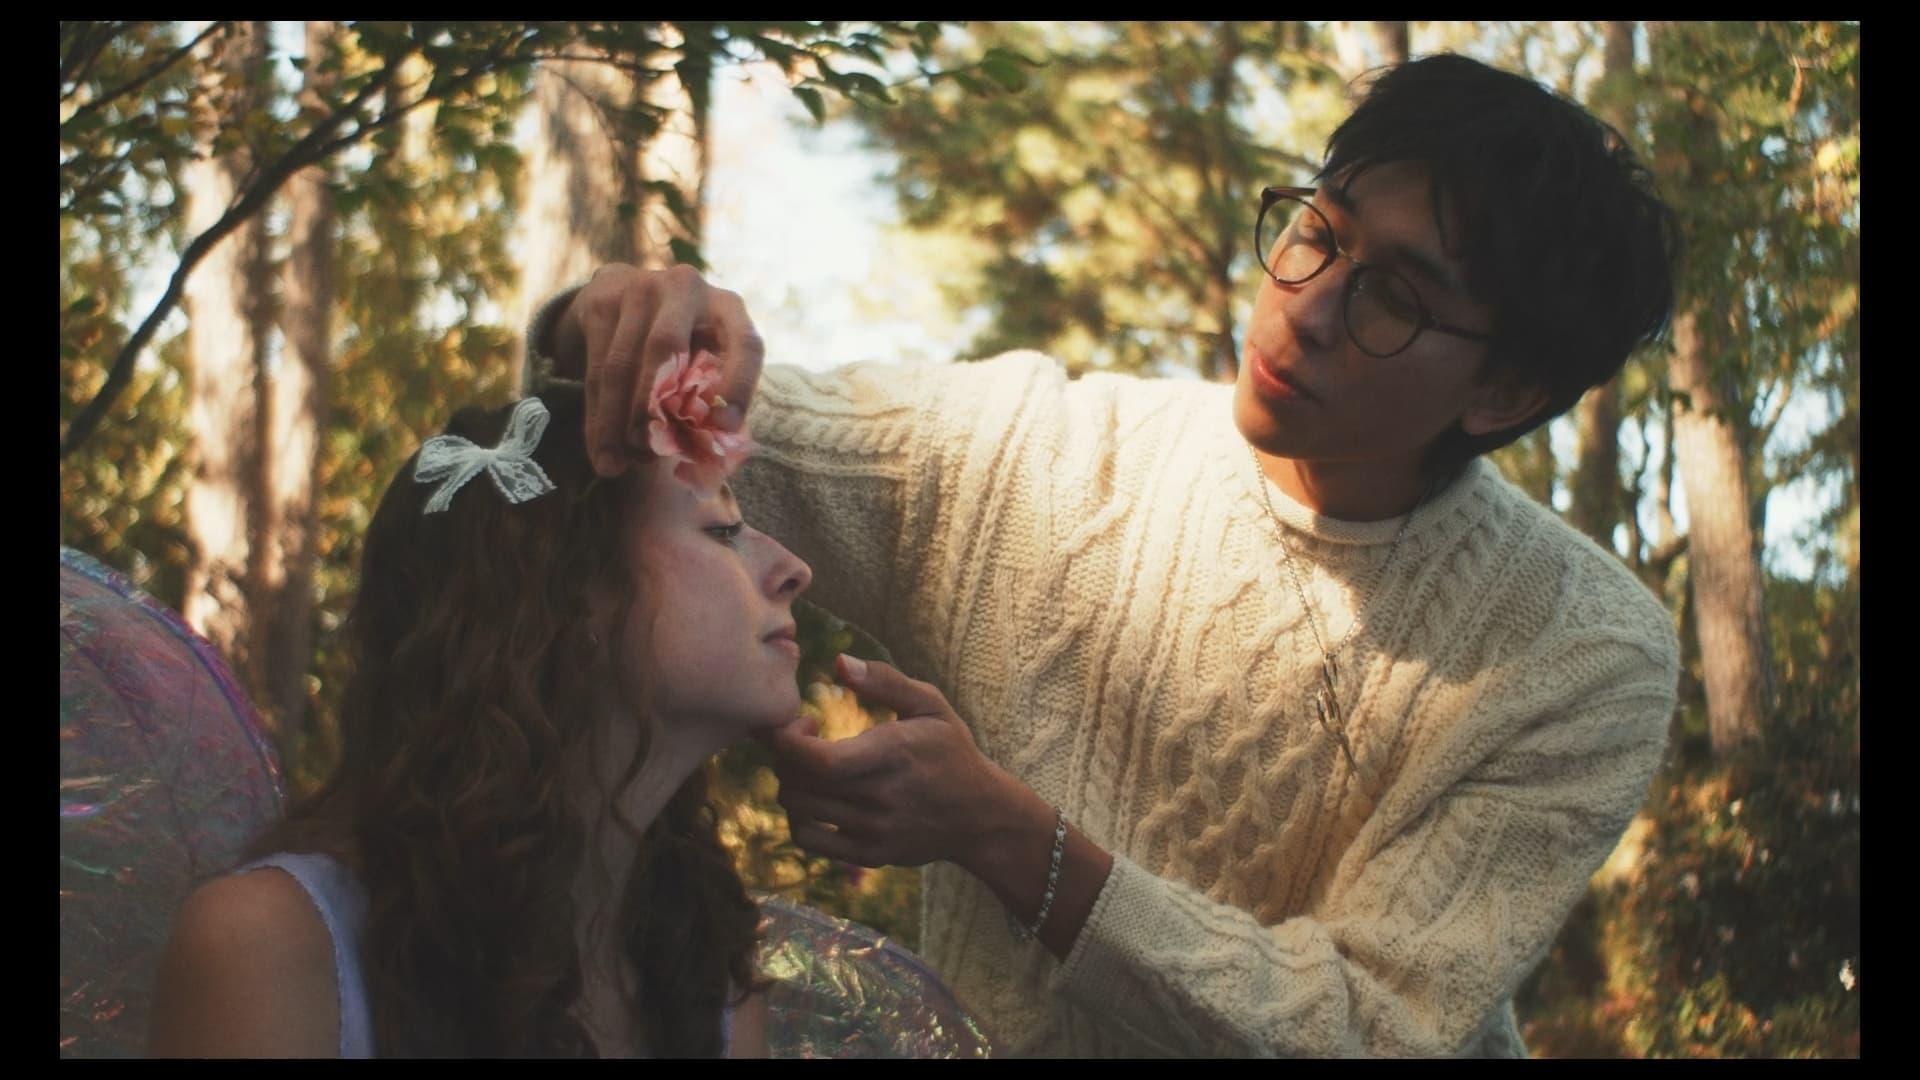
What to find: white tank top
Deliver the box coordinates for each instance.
[235,852,734,1057]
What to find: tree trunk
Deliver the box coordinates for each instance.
[1649,20,1775,756]
[1670,308,1774,753]
[1331,21,1408,100]
[512,32,710,391]
[259,19,338,748]
[1372,21,1410,65]
[512,56,643,392]
[635,22,709,270]
[1207,23,1246,384]
[1565,23,1638,550]
[1330,22,1372,92]
[1568,383,1623,549]
[1655,392,1678,555]
[182,21,272,691]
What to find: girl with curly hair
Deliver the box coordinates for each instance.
[146,376,813,1057]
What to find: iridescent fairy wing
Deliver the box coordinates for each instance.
[59,548,285,1057]
[755,894,995,1058]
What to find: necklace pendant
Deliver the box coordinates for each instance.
[1322,654,1340,697]
[1315,684,1339,729]
[1334,730,1362,774]
[1313,687,1362,773]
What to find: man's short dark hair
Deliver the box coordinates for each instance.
[1321,53,1682,464]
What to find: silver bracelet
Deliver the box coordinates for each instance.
[1010,806,1069,943]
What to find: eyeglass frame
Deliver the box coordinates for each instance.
[1254,185,1494,359]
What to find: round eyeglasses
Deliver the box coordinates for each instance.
[1254,186,1492,359]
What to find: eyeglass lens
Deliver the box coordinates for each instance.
[1257,196,1429,358]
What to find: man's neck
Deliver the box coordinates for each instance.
[1255,449,1442,523]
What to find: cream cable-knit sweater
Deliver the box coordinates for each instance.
[524,302,1678,1058]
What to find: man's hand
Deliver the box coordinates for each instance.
[550,263,766,477]
[762,655,1023,873]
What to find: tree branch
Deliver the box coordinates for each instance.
[1248,142,1324,181]
[304,36,527,171]
[1102,149,1218,273]
[1110,319,1230,341]
[61,21,127,93]
[65,22,224,126]
[525,50,682,79]
[1655,391,1677,549]
[1752,367,1796,452]
[1624,412,1654,569]
[62,58,405,458]
[1648,532,1689,576]
[538,60,656,210]
[60,145,147,213]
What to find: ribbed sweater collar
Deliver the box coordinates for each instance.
[1228,435,1498,551]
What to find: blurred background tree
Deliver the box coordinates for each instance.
[60,20,1858,1056]
[60,17,951,782]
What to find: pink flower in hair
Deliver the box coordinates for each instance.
[646,350,753,488]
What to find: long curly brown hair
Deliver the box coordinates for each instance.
[249,383,764,1056]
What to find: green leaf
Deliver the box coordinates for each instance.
[980,51,1028,93]
[842,72,895,104]
[951,71,989,96]
[794,85,826,123]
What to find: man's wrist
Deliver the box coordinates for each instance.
[957,765,1056,903]
[957,766,1115,958]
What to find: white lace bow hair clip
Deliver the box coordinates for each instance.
[412,397,559,514]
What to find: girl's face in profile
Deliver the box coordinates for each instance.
[619,459,813,739]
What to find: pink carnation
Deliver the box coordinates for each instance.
[646,350,753,488]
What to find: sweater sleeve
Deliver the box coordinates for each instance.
[521,291,1068,649]
[726,351,1067,655]
[1051,617,1678,1057]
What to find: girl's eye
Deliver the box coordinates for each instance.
[707,521,746,546]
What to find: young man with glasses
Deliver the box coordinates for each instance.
[524,53,1681,1056]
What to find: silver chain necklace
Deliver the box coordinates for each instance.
[1246,445,1428,775]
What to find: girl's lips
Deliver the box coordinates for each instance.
[1247,344,1313,403]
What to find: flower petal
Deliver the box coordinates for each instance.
[648,417,684,458]
[649,352,691,412]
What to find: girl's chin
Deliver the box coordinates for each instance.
[654,695,800,745]
[743,694,805,732]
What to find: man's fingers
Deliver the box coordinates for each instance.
[755,713,819,749]
[787,818,876,866]
[704,287,765,432]
[575,265,764,474]
[835,655,951,720]
[765,720,899,783]
[584,286,656,477]
[625,266,705,455]
[777,785,878,832]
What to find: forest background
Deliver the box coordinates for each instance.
[59,20,1859,1057]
